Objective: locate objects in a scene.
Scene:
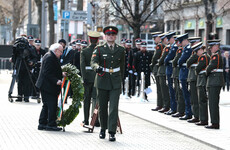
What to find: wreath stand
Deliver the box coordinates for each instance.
[81,104,123,134]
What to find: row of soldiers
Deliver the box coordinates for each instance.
[120,32,223,129]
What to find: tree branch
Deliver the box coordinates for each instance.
[140,0,165,26]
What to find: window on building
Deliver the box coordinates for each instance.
[185,30,194,37]
[216,28,222,40]
[199,29,205,41]
[227,30,230,45]
[167,21,170,32]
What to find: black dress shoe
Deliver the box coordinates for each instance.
[205,124,220,129]
[82,120,89,125]
[164,110,176,115]
[158,108,169,113]
[187,118,199,123]
[38,124,47,130]
[109,134,116,142]
[24,99,29,102]
[172,112,184,118]
[99,129,106,139]
[179,115,192,120]
[46,126,62,131]
[195,121,208,126]
[151,106,162,111]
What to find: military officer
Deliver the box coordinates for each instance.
[72,39,82,76]
[31,39,46,98]
[178,33,193,120]
[123,39,132,97]
[186,37,201,123]
[150,32,163,111]
[157,32,171,113]
[81,40,88,49]
[133,41,153,100]
[205,39,224,129]
[131,38,142,96]
[80,31,101,126]
[91,26,125,141]
[171,36,185,117]
[194,42,210,126]
[120,38,127,47]
[164,32,177,115]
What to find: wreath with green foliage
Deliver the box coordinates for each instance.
[57,63,84,127]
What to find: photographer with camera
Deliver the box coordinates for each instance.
[10,36,37,102]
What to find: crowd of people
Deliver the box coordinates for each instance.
[10,25,226,142]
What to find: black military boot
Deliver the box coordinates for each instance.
[99,129,106,139]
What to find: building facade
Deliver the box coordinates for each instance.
[163,0,230,45]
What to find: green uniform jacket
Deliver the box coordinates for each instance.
[157,44,169,76]
[206,50,225,87]
[80,44,97,83]
[151,43,164,75]
[187,53,199,82]
[195,52,210,87]
[91,43,125,90]
[172,47,183,79]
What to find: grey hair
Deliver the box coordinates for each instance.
[49,43,62,52]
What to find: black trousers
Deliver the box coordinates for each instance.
[18,69,31,99]
[39,90,58,127]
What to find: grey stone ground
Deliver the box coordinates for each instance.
[0,71,223,150]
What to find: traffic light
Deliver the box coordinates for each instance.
[69,34,71,42]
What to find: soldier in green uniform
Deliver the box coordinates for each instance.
[80,31,101,126]
[205,39,224,129]
[172,36,185,118]
[194,42,210,126]
[186,37,201,123]
[91,26,125,141]
[157,32,171,113]
[151,32,163,111]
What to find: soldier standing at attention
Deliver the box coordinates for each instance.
[194,42,210,126]
[151,32,163,111]
[91,26,125,141]
[123,39,132,97]
[72,39,82,76]
[81,40,88,49]
[171,36,185,117]
[205,39,224,129]
[186,37,201,123]
[131,38,142,96]
[80,31,101,126]
[133,41,153,100]
[120,38,127,47]
[157,32,171,113]
[178,33,193,120]
[164,32,177,115]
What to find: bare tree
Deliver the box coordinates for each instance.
[0,0,28,42]
[47,0,54,45]
[34,0,42,37]
[110,0,165,39]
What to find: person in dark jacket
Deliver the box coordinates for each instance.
[36,43,66,131]
[223,51,230,91]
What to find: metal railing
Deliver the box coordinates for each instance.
[0,57,13,73]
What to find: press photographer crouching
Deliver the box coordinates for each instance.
[36,43,66,131]
[11,36,37,102]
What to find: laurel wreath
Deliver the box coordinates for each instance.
[57,63,84,127]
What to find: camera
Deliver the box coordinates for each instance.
[13,37,30,59]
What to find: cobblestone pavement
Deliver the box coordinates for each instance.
[0,71,220,150]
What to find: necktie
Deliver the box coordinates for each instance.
[110,45,113,51]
